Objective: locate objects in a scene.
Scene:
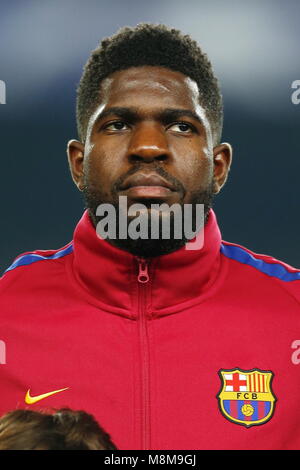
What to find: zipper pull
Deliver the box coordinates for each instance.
[137,257,150,284]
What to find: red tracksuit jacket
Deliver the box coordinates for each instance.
[1,209,300,450]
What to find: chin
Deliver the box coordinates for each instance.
[108,237,187,258]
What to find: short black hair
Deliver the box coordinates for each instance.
[76,23,223,145]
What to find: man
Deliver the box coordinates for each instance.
[1,23,300,450]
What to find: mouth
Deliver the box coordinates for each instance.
[124,186,172,198]
[119,173,176,198]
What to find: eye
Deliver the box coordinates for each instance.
[167,122,195,133]
[103,121,129,131]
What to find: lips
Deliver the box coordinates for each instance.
[120,173,176,192]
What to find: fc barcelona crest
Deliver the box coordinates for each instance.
[217,368,276,427]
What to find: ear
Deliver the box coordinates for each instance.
[212,142,233,194]
[67,140,85,191]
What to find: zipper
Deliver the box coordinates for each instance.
[136,256,151,450]
[137,257,150,283]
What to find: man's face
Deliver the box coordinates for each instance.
[68,66,231,257]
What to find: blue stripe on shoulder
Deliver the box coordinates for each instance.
[4,243,74,274]
[220,243,300,282]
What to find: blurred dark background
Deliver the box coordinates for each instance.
[0,0,299,273]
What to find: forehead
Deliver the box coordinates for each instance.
[99,66,201,110]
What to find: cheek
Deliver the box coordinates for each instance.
[83,148,117,191]
[174,144,213,191]
[194,145,214,184]
[85,137,128,184]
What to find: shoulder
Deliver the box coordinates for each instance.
[220,240,300,304]
[1,242,73,283]
[220,240,300,282]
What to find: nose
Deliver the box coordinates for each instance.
[127,123,171,163]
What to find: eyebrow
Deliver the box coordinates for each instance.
[94,106,204,127]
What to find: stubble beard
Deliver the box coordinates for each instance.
[82,174,215,258]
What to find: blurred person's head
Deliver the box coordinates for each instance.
[0,408,117,450]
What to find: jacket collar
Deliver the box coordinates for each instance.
[71,209,222,315]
